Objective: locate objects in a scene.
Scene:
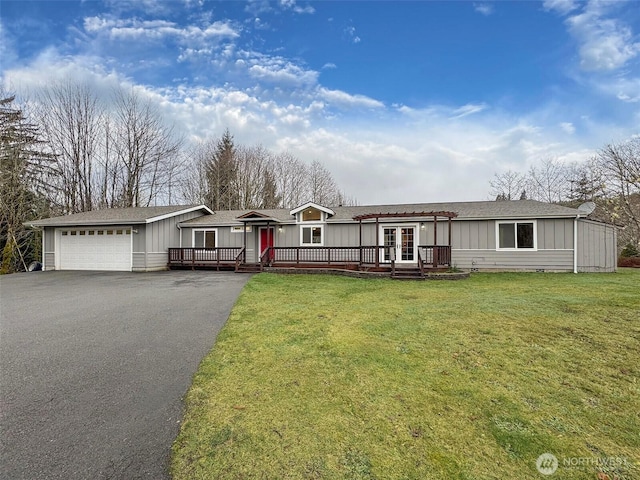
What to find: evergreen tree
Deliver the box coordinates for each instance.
[260,167,281,209]
[0,95,55,273]
[205,129,238,210]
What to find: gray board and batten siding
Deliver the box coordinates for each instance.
[30,205,212,272]
[178,200,617,273]
[132,210,204,271]
[576,219,617,272]
[31,201,617,273]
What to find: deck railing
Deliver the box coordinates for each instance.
[168,247,243,268]
[260,246,385,268]
[418,245,452,267]
[169,245,452,270]
[417,249,425,277]
[234,247,246,272]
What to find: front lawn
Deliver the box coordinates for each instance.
[172,271,639,480]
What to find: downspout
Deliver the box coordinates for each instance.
[177,224,182,248]
[573,215,580,274]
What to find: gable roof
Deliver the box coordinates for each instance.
[333,200,582,221]
[290,202,335,217]
[179,200,582,227]
[25,205,213,227]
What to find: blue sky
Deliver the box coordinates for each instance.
[1,0,639,204]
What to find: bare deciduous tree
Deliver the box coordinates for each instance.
[489,170,526,201]
[273,151,308,208]
[110,89,182,207]
[308,159,339,205]
[527,157,571,203]
[37,81,104,213]
[595,138,640,249]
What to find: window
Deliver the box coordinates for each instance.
[194,229,217,248]
[497,221,536,250]
[301,225,323,245]
[302,208,322,222]
[231,225,252,233]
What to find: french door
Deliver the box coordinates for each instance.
[381,226,416,263]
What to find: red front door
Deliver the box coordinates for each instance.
[260,227,274,261]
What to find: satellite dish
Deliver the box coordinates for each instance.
[578,201,596,215]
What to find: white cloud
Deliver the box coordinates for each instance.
[345,26,361,44]
[560,122,576,134]
[543,0,578,15]
[245,56,319,86]
[450,103,487,119]
[83,16,239,44]
[595,76,640,103]
[473,3,494,16]
[316,87,384,109]
[279,0,315,14]
[103,0,173,15]
[563,2,640,72]
[244,0,272,16]
[0,21,17,70]
[2,40,637,205]
[322,63,337,70]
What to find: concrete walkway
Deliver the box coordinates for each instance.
[0,270,250,480]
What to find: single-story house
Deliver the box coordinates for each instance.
[26,199,617,274]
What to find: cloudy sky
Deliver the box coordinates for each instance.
[1,0,639,204]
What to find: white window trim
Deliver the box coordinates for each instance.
[496,220,537,251]
[192,228,218,248]
[300,224,324,246]
[297,210,326,223]
[231,225,252,233]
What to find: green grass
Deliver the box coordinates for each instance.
[172,270,640,480]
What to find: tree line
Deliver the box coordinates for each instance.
[488,139,640,253]
[0,81,354,273]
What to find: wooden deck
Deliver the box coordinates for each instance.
[168,246,451,277]
[168,247,244,270]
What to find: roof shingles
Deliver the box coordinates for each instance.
[26,205,207,227]
[179,200,581,226]
[25,200,582,228]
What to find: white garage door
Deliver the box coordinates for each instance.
[58,228,132,271]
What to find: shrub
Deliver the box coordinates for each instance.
[620,243,640,258]
[618,256,640,268]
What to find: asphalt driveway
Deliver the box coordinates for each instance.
[0,270,251,480]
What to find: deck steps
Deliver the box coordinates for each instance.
[236,263,262,273]
[391,267,425,280]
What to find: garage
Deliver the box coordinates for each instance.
[57,227,132,271]
[26,205,213,272]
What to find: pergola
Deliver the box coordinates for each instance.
[352,211,458,267]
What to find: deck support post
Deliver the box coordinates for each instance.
[266,221,271,264]
[358,219,362,266]
[448,216,453,266]
[375,217,379,268]
[243,222,247,263]
[433,215,438,267]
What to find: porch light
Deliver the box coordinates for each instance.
[278,226,284,233]
[420,223,425,230]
